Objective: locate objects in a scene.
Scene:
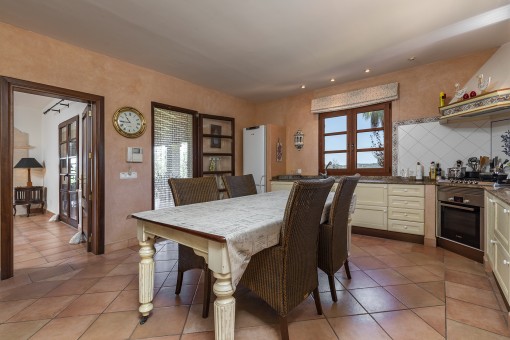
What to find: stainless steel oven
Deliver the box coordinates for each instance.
[437,186,484,252]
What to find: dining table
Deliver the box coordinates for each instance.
[131,189,355,340]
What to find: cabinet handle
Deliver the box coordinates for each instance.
[489,199,494,203]
[404,213,408,216]
[404,201,408,205]
[504,260,510,266]
[504,209,510,214]
[404,226,408,229]
[404,189,408,192]
[490,239,497,244]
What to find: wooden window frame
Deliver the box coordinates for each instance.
[318,102,392,176]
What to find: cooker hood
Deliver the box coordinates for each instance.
[439,42,510,123]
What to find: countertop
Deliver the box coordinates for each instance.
[486,186,510,205]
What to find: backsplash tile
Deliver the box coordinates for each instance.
[393,118,491,176]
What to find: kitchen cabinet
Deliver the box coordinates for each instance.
[351,184,388,231]
[269,180,338,192]
[387,184,425,236]
[198,114,235,197]
[486,192,510,303]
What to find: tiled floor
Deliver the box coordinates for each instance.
[1,213,509,339]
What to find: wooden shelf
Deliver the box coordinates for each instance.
[203,171,232,175]
[202,134,232,139]
[203,152,232,157]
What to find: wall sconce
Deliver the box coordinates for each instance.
[294,129,304,151]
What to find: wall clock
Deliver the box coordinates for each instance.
[113,107,146,138]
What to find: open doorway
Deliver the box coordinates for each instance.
[0,77,105,280]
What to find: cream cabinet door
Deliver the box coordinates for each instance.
[351,205,388,230]
[388,219,424,235]
[486,194,496,266]
[269,181,293,192]
[388,207,424,223]
[355,184,387,207]
[494,197,510,250]
[494,241,510,301]
[388,184,424,197]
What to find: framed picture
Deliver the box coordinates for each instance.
[210,124,222,148]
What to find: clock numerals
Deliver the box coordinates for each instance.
[113,107,146,138]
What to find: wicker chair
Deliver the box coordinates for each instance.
[168,176,219,318]
[221,174,257,198]
[239,177,334,340]
[318,174,360,302]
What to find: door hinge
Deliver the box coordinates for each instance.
[88,152,92,159]
[88,110,92,117]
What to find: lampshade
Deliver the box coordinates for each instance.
[14,158,43,169]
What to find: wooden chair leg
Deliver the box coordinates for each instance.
[279,315,289,340]
[312,287,323,315]
[328,274,338,302]
[202,268,211,318]
[26,204,31,217]
[175,270,184,294]
[344,259,352,280]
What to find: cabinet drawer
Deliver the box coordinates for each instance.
[354,184,387,206]
[388,207,424,222]
[495,198,510,250]
[388,219,424,235]
[351,205,387,230]
[388,196,424,209]
[388,184,424,197]
[494,241,510,301]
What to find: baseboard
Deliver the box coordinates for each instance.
[105,236,138,253]
[352,226,424,244]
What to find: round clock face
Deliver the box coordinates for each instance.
[113,107,146,138]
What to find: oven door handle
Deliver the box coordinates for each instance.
[440,202,476,212]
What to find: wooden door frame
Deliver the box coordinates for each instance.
[0,76,105,280]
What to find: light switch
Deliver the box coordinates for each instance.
[120,171,137,179]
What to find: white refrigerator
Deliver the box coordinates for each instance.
[243,125,266,193]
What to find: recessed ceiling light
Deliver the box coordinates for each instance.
[408,56,416,61]
[365,69,370,73]
[330,78,335,82]
[301,85,306,89]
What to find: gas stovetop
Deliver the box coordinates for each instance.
[437,179,495,186]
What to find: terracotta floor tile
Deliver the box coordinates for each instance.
[8,295,78,322]
[45,278,99,297]
[417,281,446,302]
[446,298,510,337]
[0,319,49,339]
[234,324,280,340]
[183,303,215,333]
[30,314,98,340]
[14,257,49,270]
[445,269,493,290]
[372,310,444,340]
[57,291,120,318]
[445,281,501,310]
[28,264,75,283]
[181,332,214,340]
[385,284,444,308]
[444,256,487,276]
[86,274,135,293]
[104,289,139,313]
[318,272,343,293]
[153,285,197,307]
[235,292,278,328]
[364,268,413,286]
[447,319,510,340]
[130,306,190,338]
[328,314,391,339]
[320,291,366,317]
[13,251,43,263]
[154,271,171,288]
[412,306,446,337]
[349,287,406,313]
[348,245,370,257]
[377,254,416,267]
[0,299,36,323]
[71,263,118,279]
[143,336,181,340]
[349,256,388,270]
[399,252,443,266]
[420,264,446,279]
[80,310,140,340]
[335,270,379,290]
[155,260,178,273]
[0,281,63,301]
[105,263,139,276]
[393,266,443,283]
[360,245,397,256]
[288,318,337,340]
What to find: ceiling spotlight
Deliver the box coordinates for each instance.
[301,85,306,89]
[365,69,370,73]
[330,78,335,82]
[408,56,416,61]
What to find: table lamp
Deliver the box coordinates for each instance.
[14,158,43,187]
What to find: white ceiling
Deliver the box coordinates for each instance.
[1,0,509,102]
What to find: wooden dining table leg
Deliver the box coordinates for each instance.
[213,271,235,340]
[138,237,156,324]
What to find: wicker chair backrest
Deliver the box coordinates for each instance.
[222,174,258,198]
[168,177,219,206]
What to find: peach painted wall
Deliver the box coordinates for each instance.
[254,49,496,176]
[0,22,256,251]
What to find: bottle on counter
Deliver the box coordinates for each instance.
[436,163,442,179]
[416,162,423,181]
[430,162,436,180]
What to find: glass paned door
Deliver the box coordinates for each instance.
[153,105,197,209]
[58,116,79,227]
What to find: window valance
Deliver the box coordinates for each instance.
[311,82,399,114]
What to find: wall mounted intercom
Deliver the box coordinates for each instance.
[127,147,143,163]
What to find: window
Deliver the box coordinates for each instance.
[152,103,197,209]
[319,102,392,176]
